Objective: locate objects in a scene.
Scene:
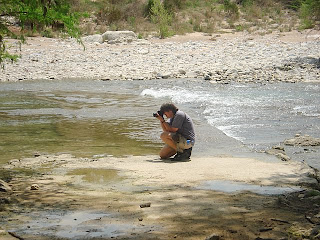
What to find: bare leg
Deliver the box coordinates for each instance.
[159,145,176,159]
[159,132,177,159]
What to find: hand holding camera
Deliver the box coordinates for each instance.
[153,110,164,118]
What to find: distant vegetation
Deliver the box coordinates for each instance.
[70,0,320,38]
[1,0,319,65]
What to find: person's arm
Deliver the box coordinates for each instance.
[156,115,178,132]
[160,120,178,132]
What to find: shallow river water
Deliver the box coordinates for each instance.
[0,79,319,168]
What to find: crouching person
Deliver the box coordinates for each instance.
[154,103,195,161]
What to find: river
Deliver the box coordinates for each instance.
[0,79,319,169]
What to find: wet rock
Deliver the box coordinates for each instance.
[0,180,12,192]
[30,184,39,190]
[276,153,291,161]
[266,146,290,161]
[284,135,320,146]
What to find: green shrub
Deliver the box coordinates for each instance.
[223,0,239,19]
[300,0,315,28]
[150,0,173,38]
[144,0,155,17]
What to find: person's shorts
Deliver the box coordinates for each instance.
[171,133,194,153]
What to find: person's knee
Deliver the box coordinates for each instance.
[160,131,170,141]
[159,148,168,159]
[159,152,167,159]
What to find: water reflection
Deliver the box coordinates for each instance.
[197,180,303,195]
[0,118,160,164]
[67,168,121,184]
[0,82,162,164]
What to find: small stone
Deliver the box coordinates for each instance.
[161,73,171,79]
[204,75,211,80]
[178,69,186,75]
[140,202,151,208]
[31,184,39,190]
[34,152,41,157]
[259,227,273,232]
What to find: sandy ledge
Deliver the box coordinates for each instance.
[1,153,319,240]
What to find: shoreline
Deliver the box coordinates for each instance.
[1,30,320,83]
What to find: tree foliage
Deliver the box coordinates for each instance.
[0,0,83,68]
[150,0,172,38]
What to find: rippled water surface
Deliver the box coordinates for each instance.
[0,79,319,168]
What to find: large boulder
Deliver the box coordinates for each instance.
[102,31,137,44]
[82,34,104,44]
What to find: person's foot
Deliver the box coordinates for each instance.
[172,148,192,161]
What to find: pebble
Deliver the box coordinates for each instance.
[0,34,319,83]
[140,202,151,208]
[30,184,39,190]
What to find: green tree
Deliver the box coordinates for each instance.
[0,0,83,68]
[150,0,173,38]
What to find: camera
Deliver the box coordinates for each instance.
[153,110,164,118]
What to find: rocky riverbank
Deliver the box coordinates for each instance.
[1,30,320,83]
